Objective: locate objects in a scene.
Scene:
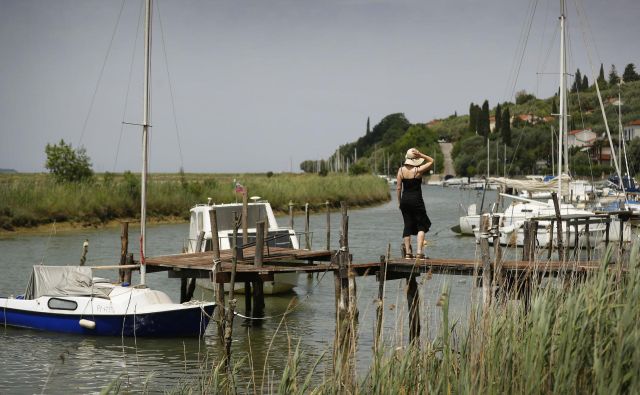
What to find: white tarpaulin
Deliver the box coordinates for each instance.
[24,265,111,300]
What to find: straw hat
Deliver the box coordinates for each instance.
[404,149,424,166]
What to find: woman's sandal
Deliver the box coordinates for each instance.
[404,253,414,259]
[415,253,425,259]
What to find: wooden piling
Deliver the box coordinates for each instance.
[374,248,389,352]
[119,222,129,283]
[253,221,266,319]
[289,200,294,230]
[209,208,225,343]
[305,202,310,250]
[551,192,565,261]
[491,215,503,296]
[479,214,492,308]
[407,274,420,343]
[223,213,240,369]
[325,200,331,251]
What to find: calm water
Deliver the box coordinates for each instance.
[0,186,504,394]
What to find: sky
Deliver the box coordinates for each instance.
[1,0,639,173]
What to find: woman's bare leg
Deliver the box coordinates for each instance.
[404,236,412,256]
[417,231,425,255]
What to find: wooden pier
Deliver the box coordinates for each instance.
[124,198,634,373]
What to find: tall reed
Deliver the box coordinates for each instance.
[172,243,640,394]
[0,173,390,230]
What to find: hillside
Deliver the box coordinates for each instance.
[302,76,640,179]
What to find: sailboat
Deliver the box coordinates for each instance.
[466,0,610,247]
[1,0,215,336]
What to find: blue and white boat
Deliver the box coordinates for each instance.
[1,266,215,337]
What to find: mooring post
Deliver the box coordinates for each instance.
[407,273,420,343]
[119,221,129,283]
[224,213,240,369]
[325,200,331,251]
[551,192,565,261]
[479,213,492,308]
[209,208,225,343]
[124,253,133,285]
[491,214,503,297]
[304,202,311,250]
[547,220,555,259]
[242,190,251,302]
[288,200,294,230]
[253,220,266,320]
[334,201,351,356]
[80,239,89,266]
[374,248,389,353]
[585,220,591,261]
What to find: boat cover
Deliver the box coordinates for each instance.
[24,265,111,300]
[488,175,571,194]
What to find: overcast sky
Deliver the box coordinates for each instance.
[1,0,639,173]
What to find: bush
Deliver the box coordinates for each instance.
[44,139,93,183]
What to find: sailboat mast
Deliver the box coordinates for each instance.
[140,0,152,285]
[557,0,567,198]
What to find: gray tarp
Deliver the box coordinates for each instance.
[24,265,111,300]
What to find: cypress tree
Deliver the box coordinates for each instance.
[366,117,370,134]
[480,100,490,143]
[551,99,558,115]
[469,102,477,132]
[582,75,589,90]
[494,103,502,135]
[597,63,607,87]
[572,69,582,92]
[609,65,620,85]
[501,107,511,146]
[623,63,639,82]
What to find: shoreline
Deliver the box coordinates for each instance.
[0,199,390,237]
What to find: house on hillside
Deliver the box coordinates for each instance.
[511,113,542,125]
[623,120,640,142]
[568,129,596,149]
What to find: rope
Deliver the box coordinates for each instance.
[78,0,127,146]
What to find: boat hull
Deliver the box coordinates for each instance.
[1,300,215,337]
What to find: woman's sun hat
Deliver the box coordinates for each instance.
[404,149,424,166]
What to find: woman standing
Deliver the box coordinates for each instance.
[396,148,434,259]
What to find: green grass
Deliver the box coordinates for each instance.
[0,173,390,231]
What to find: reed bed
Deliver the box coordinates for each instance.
[158,243,640,395]
[0,173,390,231]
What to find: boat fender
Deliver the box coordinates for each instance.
[79,319,96,330]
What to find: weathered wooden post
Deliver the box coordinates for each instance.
[407,273,420,343]
[491,214,503,297]
[242,190,251,313]
[224,212,240,370]
[374,246,389,353]
[479,213,492,308]
[585,220,591,261]
[253,220,266,320]
[119,222,129,283]
[325,200,331,251]
[551,192,565,261]
[304,202,311,250]
[209,208,225,343]
[334,202,353,359]
[288,200,294,230]
[80,239,89,266]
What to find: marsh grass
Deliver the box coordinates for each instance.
[0,173,390,231]
[160,243,640,394]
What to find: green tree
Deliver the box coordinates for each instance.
[551,99,558,115]
[494,103,502,135]
[366,117,370,134]
[501,107,512,146]
[609,64,620,85]
[44,139,93,183]
[468,102,477,133]
[571,69,582,92]
[622,63,639,82]
[581,75,589,90]
[479,100,490,143]
[597,63,607,88]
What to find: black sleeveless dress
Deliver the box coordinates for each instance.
[400,172,431,237]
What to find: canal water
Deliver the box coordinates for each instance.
[0,186,504,393]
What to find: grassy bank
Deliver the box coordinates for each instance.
[156,245,640,394]
[0,173,390,231]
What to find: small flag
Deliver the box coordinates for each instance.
[235,181,245,194]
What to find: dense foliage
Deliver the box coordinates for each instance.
[44,139,93,183]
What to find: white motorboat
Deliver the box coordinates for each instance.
[187,200,300,294]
